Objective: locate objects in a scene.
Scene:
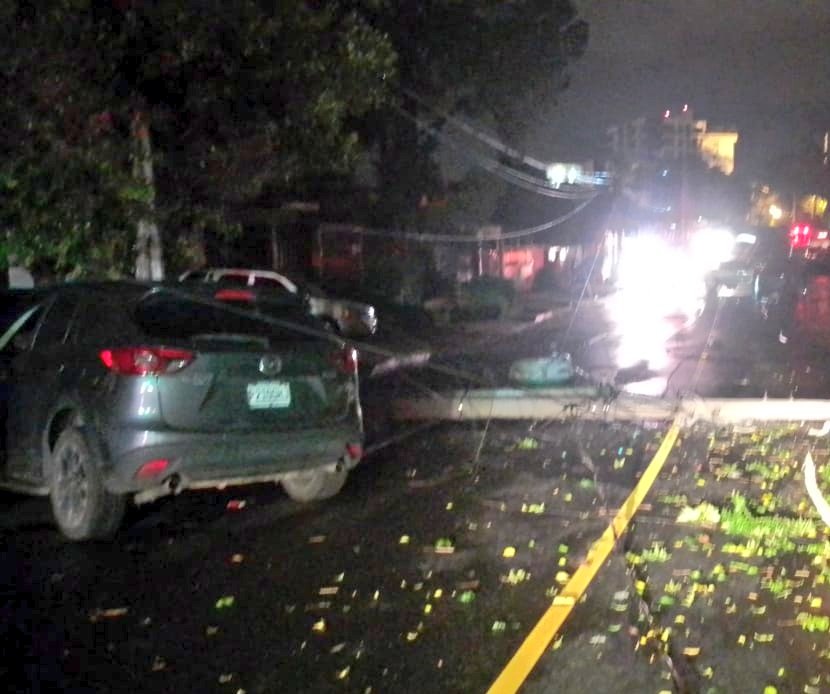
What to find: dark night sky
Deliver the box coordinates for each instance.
[533,0,830,177]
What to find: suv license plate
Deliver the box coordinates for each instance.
[247,381,291,409]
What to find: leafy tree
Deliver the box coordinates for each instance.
[0,0,396,277]
[354,0,588,227]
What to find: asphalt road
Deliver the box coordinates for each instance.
[5,268,830,693]
[414,271,830,401]
[0,420,668,694]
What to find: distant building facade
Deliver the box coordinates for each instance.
[699,131,739,175]
[607,106,738,175]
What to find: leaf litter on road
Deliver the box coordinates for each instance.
[608,422,830,693]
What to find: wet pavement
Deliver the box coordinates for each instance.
[527,422,830,694]
[408,271,830,402]
[10,417,830,693]
[0,421,666,694]
[6,257,830,692]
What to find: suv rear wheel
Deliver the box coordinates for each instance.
[282,468,347,502]
[49,428,126,541]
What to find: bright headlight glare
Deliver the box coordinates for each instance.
[690,227,736,270]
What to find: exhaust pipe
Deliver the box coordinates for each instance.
[134,474,182,506]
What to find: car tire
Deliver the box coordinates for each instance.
[49,428,126,541]
[282,468,348,502]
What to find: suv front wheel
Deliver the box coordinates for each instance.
[49,428,126,541]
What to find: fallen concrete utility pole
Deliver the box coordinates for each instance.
[392,387,830,425]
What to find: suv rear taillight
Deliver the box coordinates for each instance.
[331,347,358,375]
[99,347,195,376]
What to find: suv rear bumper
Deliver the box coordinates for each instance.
[101,423,363,495]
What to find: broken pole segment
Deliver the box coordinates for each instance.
[392,389,830,425]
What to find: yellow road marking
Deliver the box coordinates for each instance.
[486,423,681,694]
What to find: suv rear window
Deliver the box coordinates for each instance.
[72,294,144,346]
[35,292,80,347]
[134,293,323,343]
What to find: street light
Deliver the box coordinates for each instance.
[769,204,783,222]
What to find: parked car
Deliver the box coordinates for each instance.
[754,252,805,306]
[705,259,756,299]
[0,282,364,541]
[703,228,785,301]
[179,268,378,338]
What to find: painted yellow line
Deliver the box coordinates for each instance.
[486,423,681,694]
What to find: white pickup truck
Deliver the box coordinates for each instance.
[179,268,377,337]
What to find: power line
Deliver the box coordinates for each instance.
[320,193,598,245]
[316,97,604,244]
[393,103,596,201]
[403,88,550,174]
[403,89,611,190]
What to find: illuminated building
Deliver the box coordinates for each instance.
[699,131,739,175]
[607,106,738,175]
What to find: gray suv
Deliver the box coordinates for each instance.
[0,283,363,540]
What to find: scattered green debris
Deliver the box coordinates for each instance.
[720,494,817,541]
[796,613,830,632]
[657,595,676,608]
[434,538,455,554]
[676,502,721,526]
[745,461,790,483]
[502,568,530,585]
[517,437,540,450]
[626,542,671,565]
[664,579,682,595]
[712,462,743,480]
[457,590,476,604]
[762,576,797,600]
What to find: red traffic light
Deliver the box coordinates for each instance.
[790,224,811,247]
